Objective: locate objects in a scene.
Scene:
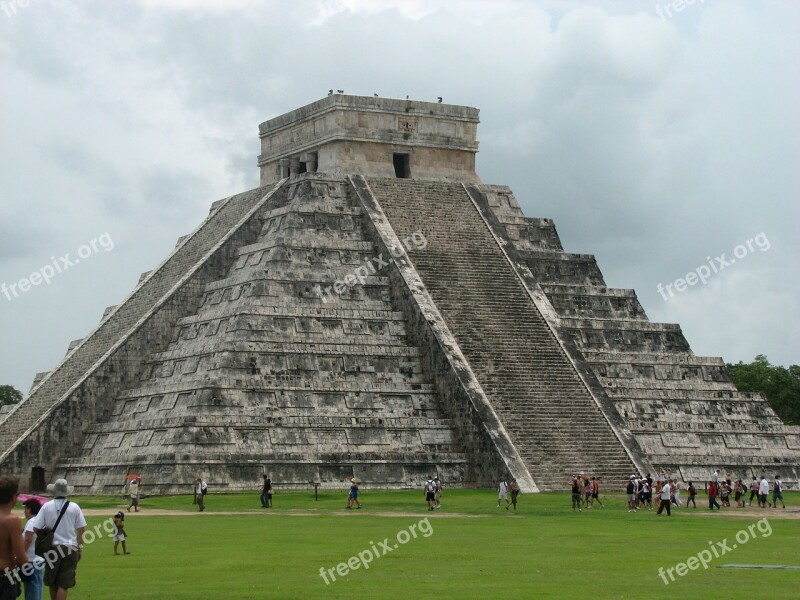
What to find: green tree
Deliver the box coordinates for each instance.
[727,355,800,425]
[0,385,23,406]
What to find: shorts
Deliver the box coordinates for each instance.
[591,492,599,499]
[498,492,507,500]
[114,533,126,542]
[773,491,783,501]
[759,493,767,503]
[130,496,139,506]
[426,492,435,502]
[0,577,20,600]
[627,494,634,502]
[43,546,79,590]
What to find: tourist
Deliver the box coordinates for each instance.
[708,481,721,510]
[656,479,671,516]
[113,512,129,555]
[33,478,87,600]
[770,475,785,509]
[22,498,44,600]
[671,479,682,506]
[711,469,720,487]
[633,476,642,510]
[498,478,510,509]
[686,481,697,507]
[195,477,207,512]
[590,476,604,508]
[347,478,362,510]
[434,477,442,509]
[424,477,436,511]
[748,476,758,506]
[571,478,582,512]
[127,477,141,513]
[720,481,731,507]
[758,475,769,508]
[640,477,651,510]
[260,475,272,509]
[734,480,745,507]
[0,476,27,600]
[583,478,592,508]
[626,476,636,512]
[509,479,520,511]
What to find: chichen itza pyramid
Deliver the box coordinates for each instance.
[2,94,798,493]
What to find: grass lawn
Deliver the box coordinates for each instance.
[29,490,799,599]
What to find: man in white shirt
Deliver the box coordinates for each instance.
[127,478,141,513]
[656,481,672,516]
[497,479,509,509]
[195,478,207,512]
[33,479,86,600]
[758,476,769,508]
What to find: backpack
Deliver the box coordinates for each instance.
[425,481,435,493]
[201,482,208,495]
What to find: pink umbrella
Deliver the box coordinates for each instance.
[18,494,48,505]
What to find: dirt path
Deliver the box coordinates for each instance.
[80,508,488,518]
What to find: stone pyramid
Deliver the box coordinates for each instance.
[1,95,797,493]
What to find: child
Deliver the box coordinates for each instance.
[113,511,129,555]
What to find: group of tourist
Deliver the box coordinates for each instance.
[0,476,88,600]
[570,472,604,512]
[623,469,786,515]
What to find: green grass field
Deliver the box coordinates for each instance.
[29,490,799,599]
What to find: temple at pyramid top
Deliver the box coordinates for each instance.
[257,94,481,184]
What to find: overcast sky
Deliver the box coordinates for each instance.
[1,0,797,394]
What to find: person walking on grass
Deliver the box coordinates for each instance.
[509,479,520,511]
[589,477,604,509]
[770,475,785,509]
[346,478,362,510]
[433,477,442,510]
[22,498,44,600]
[708,481,721,510]
[571,478,582,512]
[0,476,28,600]
[626,476,636,512]
[758,475,769,509]
[33,478,87,600]
[656,480,671,516]
[113,512,129,555]
[748,476,758,506]
[424,477,436,511]
[686,481,697,507]
[260,475,272,509]
[127,477,141,513]
[195,477,207,512]
[583,478,592,508]
[498,479,510,509]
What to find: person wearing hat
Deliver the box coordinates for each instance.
[346,478,362,510]
[32,478,87,600]
[22,498,45,600]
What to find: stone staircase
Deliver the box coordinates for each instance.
[365,178,637,489]
[54,176,468,493]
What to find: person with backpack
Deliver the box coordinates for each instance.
[770,475,785,509]
[509,479,521,511]
[260,475,272,509]
[195,477,208,512]
[33,478,87,600]
[424,477,436,511]
[686,481,697,507]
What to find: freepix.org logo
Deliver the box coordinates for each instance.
[1,232,115,302]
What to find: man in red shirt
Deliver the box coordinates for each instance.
[708,481,721,510]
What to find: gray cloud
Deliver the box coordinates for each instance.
[0,0,797,393]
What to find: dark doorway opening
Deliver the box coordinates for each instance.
[393,153,410,178]
[31,466,46,492]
